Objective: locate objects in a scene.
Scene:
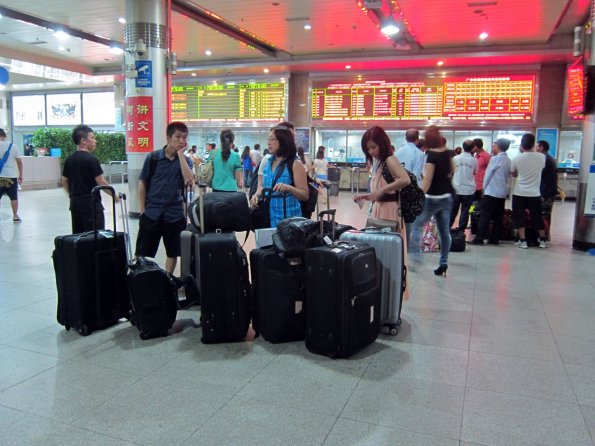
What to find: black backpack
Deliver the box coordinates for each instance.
[286,157,318,219]
[381,163,425,223]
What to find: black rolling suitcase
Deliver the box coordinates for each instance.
[183,185,251,344]
[53,186,129,336]
[250,247,305,343]
[304,210,381,358]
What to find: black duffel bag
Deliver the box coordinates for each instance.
[189,192,251,232]
[272,217,320,256]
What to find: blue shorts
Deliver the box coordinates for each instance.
[0,178,18,201]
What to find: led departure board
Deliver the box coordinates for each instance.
[171,82,286,122]
[567,58,584,116]
[311,75,536,122]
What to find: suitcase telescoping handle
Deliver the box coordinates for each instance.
[91,185,118,236]
[119,192,134,263]
[261,187,288,218]
[197,182,207,234]
[318,209,336,242]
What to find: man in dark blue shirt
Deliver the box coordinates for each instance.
[135,122,194,273]
[537,140,558,241]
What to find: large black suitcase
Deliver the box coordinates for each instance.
[183,185,251,344]
[304,211,381,358]
[250,247,305,343]
[53,186,128,336]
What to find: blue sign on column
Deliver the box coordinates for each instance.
[536,128,559,158]
[135,61,152,88]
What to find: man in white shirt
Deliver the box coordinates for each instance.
[251,144,263,167]
[511,133,547,249]
[395,129,424,184]
[450,140,477,232]
[0,129,24,223]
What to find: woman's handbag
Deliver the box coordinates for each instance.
[365,216,401,232]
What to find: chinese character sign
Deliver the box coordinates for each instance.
[125,96,153,153]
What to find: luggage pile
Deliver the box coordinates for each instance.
[53,187,406,359]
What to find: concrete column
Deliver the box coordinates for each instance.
[573,3,595,250]
[124,0,170,216]
[287,73,310,128]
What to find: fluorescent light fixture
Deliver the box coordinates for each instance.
[108,46,124,55]
[54,30,70,40]
[380,18,399,36]
[205,49,212,56]
[226,81,236,85]
[0,85,6,91]
[479,32,488,40]
[304,24,312,30]
[191,73,197,76]
[118,17,126,24]
[437,61,444,66]
[58,46,65,51]
[345,65,352,70]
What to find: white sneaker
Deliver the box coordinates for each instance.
[539,240,548,248]
[514,240,522,247]
[520,241,528,249]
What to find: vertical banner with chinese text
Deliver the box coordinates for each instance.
[125,96,154,153]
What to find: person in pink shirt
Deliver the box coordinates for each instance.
[472,138,491,200]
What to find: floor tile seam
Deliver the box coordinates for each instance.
[59,421,146,446]
[176,392,254,445]
[467,347,567,364]
[65,356,147,379]
[0,361,62,393]
[389,338,471,352]
[464,382,580,405]
[562,360,593,408]
[323,354,376,445]
[578,404,595,446]
[336,414,463,443]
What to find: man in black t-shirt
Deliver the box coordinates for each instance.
[62,125,116,234]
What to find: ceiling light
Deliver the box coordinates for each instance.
[380,18,399,36]
[479,32,488,40]
[191,73,197,77]
[437,61,444,66]
[263,68,269,73]
[345,65,352,70]
[205,49,212,56]
[108,46,124,55]
[304,24,312,30]
[118,17,126,24]
[58,46,65,51]
[54,30,69,41]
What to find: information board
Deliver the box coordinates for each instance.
[567,58,584,117]
[311,75,536,122]
[12,95,46,126]
[46,93,82,126]
[171,82,286,122]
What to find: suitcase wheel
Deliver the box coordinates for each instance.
[77,325,90,336]
[386,324,398,336]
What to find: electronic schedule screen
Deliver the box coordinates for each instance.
[171,82,286,122]
[311,75,536,122]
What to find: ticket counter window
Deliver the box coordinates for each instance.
[453,130,492,152]
[558,130,582,168]
[346,130,366,163]
[492,131,525,160]
[316,130,347,163]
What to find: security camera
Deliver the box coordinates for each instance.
[134,39,147,57]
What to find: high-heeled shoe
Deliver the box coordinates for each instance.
[434,264,448,277]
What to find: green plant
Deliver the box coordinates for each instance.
[31,128,126,164]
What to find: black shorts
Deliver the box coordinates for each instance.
[512,195,544,230]
[0,178,18,201]
[135,214,186,258]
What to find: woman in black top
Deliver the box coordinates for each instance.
[411,126,454,276]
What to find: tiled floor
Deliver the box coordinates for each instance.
[1,187,594,446]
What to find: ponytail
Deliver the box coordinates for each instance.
[220,129,234,161]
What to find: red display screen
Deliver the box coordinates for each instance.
[567,58,584,117]
[311,75,536,122]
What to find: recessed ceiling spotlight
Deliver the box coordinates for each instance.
[380,18,399,36]
[205,49,212,56]
[191,73,197,77]
[118,17,126,24]
[263,68,270,73]
[108,46,124,55]
[304,24,312,30]
[437,60,444,66]
[58,46,65,51]
[54,30,69,40]
[345,65,352,70]
[479,32,488,40]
